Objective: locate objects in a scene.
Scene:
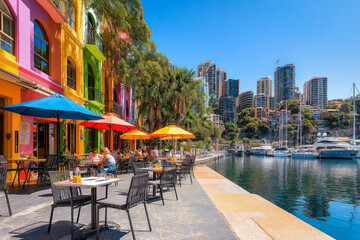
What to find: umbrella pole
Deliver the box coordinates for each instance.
[56,112,60,170]
[109,125,112,150]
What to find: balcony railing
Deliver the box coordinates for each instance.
[105,100,123,117]
[86,29,95,44]
[88,87,104,104]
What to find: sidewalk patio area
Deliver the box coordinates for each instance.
[0,172,237,240]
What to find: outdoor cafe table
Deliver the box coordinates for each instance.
[7,158,46,188]
[54,177,123,230]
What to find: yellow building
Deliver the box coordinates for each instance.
[57,0,86,154]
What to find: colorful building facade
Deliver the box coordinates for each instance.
[1,0,137,182]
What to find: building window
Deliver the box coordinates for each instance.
[65,0,76,30]
[0,0,14,54]
[34,20,49,74]
[67,57,76,90]
[86,13,95,44]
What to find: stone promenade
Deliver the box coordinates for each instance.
[0,171,236,240]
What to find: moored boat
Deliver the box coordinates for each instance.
[313,138,357,159]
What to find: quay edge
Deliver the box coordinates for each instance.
[194,157,334,240]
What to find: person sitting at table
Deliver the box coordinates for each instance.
[99,147,116,173]
[111,148,120,158]
[89,148,102,164]
[152,146,159,158]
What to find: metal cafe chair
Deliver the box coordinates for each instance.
[96,173,151,240]
[177,156,195,187]
[0,156,12,216]
[148,166,178,205]
[48,171,91,239]
[36,154,58,184]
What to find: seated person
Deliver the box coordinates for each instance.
[111,148,120,158]
[99,147,116,173]
[88,148,102,164]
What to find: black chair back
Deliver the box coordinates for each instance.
[128,155,136,165]
[132,162,146,175]
[48,171,80,204]
[46,155,58,171]
[126,173,149,208]
[0,158,8,191]
[160,166,177,186]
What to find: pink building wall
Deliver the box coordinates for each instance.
[4,0,64,155]
[9,0,63,94]
[113,84,133,121]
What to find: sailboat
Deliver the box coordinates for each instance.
[269,103,291,157]
[292,102,319,158]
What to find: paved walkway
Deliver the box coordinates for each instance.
[194,165,334,240]
[0,172,237,240]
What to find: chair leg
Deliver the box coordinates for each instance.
[48,206,54,233]
[159,187,164,205]
[126,209,136,240]
[190,173,193,185]
[144,203,152,232]
[4,190,12,216]
[96,206,100,240]
[105,207,108,227]
[178,174,182,187]
[76,207,81,223]
[174,186,178,200]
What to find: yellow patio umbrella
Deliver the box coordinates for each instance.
[151,125,195,139]
[151,125,195,154]
[120,129,151,140]
[161,136,183,140]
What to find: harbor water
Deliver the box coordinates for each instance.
[208,155,360,240]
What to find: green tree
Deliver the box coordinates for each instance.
[302,119,316,135]
[278,100,300,114]
[340,102,352,113]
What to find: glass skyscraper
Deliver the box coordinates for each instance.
[274,64,295,105]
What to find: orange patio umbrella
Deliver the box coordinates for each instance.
[80,113,137,147]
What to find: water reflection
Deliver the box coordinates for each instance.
[209,156,360,239]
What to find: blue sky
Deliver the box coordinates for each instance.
[141,0,360,99]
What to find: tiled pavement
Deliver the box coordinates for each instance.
[0,172,237,240]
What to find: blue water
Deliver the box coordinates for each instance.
[208,155,360,240]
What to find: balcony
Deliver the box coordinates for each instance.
[85,29,95,44]
[36,0,67,23]
[105,100,123,117]
[88,87,104,104]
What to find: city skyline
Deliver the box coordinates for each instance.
[141,0,360,100]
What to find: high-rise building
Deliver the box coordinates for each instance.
[236,91,254,113]
[195,77,209,107]
[221,79,229,96]
[253,93,274,110]
[274,64,295,105]
[303,77,328,109]
[216,67,227,98]
[228,79,239,98]
[219,95,236,123]
[294,86,302,102]
[197,61,217,98]
[257,77,272,96]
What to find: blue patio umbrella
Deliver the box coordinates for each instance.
[1,94,103,168]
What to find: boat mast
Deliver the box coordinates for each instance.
[353,82,356,146]
[285,102,288,148]
[300,101,302,147]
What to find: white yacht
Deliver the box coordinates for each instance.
[268,148,292,157]
[313,138,358,159]
[292,145,319,159]
[251,142,272,155]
